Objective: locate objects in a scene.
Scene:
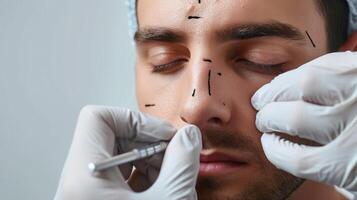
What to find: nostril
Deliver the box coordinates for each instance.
[208,117,222,125]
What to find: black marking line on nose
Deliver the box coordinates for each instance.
[203,59,212,63]
[192,89,196,97]
[208,70,212,96]
[180,116,188,123]
[188,16,202,19]
[198,0,201,3]
[305,31,316,48]
[145,104,156,107]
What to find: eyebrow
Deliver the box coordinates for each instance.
[134,21,306,44]
[217,21,305,42]
[134,28,185,43]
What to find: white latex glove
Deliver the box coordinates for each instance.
[54,105,201,200]
[251,52,357,199]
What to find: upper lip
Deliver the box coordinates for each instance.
[200,150,248,164]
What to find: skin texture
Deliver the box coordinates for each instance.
[134,0,355,199]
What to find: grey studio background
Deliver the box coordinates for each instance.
[0,1,136,199]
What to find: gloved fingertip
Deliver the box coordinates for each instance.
[251,84,270,111]
[260,133,284,165]
[255,111,264,132]
[251,96,261,111]
[260,133,274,151]
[255,112,275,134]
[261,132,274,141]
[180,125,202,150]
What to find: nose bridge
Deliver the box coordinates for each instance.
[189,44,216,97]
[180,47,231,129]
[192,60,211,98]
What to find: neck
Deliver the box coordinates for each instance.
[289,181,347,200]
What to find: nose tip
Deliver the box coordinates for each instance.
[180,94,231,130]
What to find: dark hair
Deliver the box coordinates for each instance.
[316,0,350,51]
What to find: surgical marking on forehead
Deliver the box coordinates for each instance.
[145,104,156,107]
[203,58,212,63]
[305,31,316,48]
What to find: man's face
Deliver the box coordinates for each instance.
[135,0,328,199]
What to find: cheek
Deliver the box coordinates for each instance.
[228,72,274,157]
[136,64,185,125]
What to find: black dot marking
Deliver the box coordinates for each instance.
[305,31,316,48]
[223,103,226,106]
[180,116,188,123]
[208,70,212,96]
[192,89,196,97]
[198,0,201,3]
[145,104,156,107]
[188,16,202,19]
[218,72,222,76]
[203,59,212,63]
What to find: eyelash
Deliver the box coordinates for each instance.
[152,58,284,75]
[152,59,187,73]
[235,59,285,75]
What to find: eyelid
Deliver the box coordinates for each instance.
[237,59,284,66]
[149,51,180,58]
[147,45,189,73]
[147,45,189,57]
[147,45,189,69]
[152,58,187,73]
[236,59,285,75]
[243,50,290,65]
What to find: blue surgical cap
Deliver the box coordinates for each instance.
[126,0,137,41]
[126,0,357,40]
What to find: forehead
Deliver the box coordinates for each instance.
[137,0,323,35]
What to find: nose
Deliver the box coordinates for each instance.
[180,56,231,130]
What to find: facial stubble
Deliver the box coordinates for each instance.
[196,130,304,200]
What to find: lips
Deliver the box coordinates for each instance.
[199,151,248,176]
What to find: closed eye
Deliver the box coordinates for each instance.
[152,59,187,73]
[235,59,285,75]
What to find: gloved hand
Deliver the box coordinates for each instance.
[54,105,202,200]
[251,52,357,199]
